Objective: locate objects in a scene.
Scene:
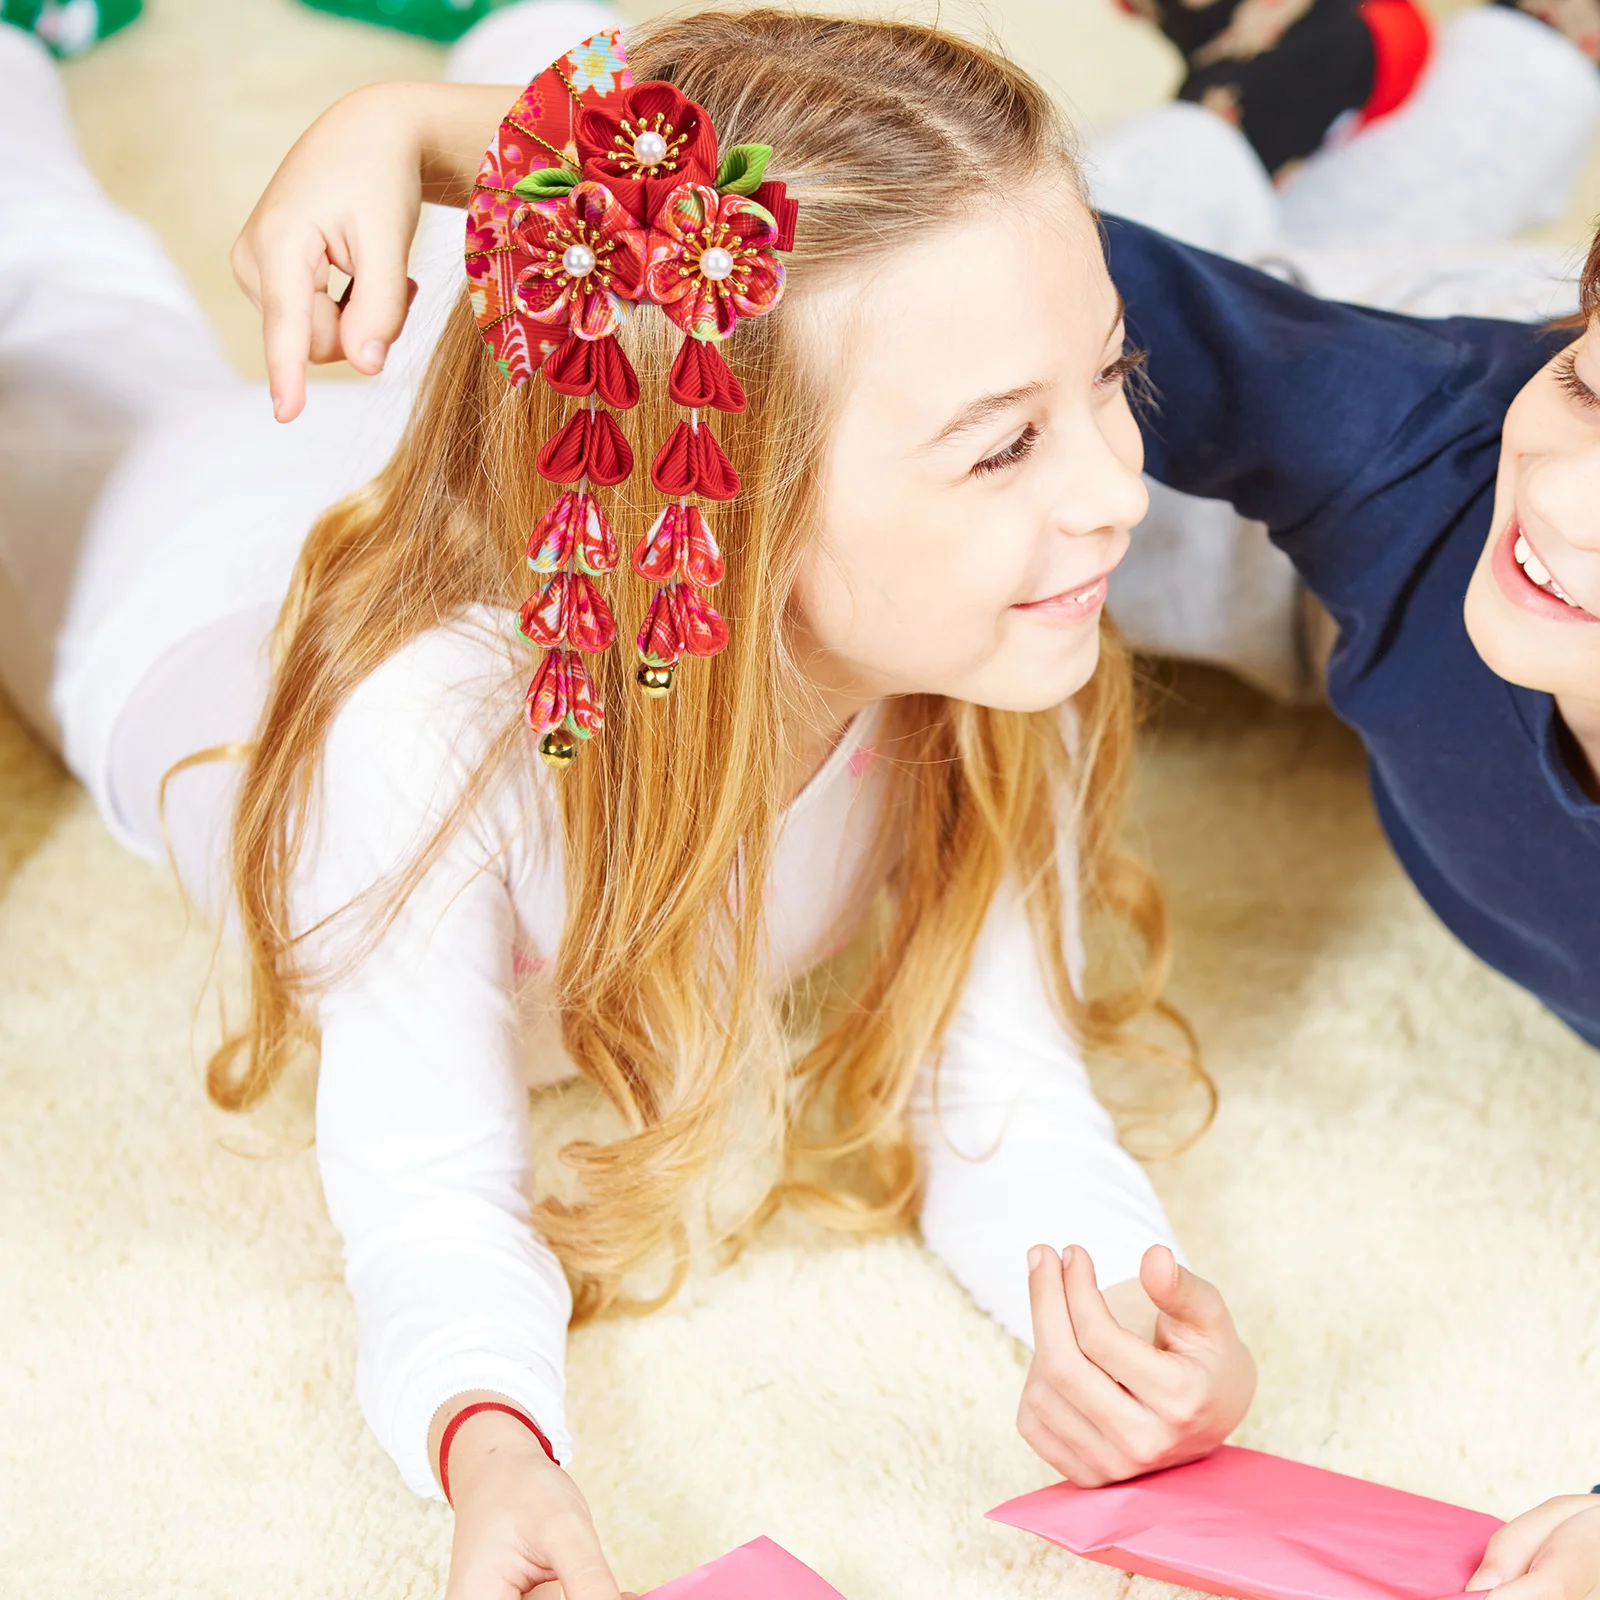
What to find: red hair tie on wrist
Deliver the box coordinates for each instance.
[438,1401,558,1507]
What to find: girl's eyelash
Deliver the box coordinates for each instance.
[1097,349,1147,389]
[972,423,1039,477]
[1555,348,1600,410]
[970,351,1146,478]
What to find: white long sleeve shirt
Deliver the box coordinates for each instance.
[298,612,1179,1499]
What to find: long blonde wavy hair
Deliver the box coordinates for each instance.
[211,8,1204,1320]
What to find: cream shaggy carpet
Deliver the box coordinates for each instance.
[6,0,1600,1595]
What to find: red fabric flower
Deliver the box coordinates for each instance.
[576,82,718,224]
[644,183,785,342]
[512,181,647,342]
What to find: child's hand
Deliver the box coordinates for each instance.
[232,83,429,424]
[1466,1495,1600,1600]
[1017,1242,1257,1487]
[441,1406,625,1600]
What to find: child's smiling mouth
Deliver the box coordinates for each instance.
[1493,518,1600,623]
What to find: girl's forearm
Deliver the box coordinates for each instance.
[379,81,523,208]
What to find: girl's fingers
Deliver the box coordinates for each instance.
[257,231,324,422]
[338,224,415,373]
[1017,1401,1116,1488]
[308,290,345,367]
[1141,1245,1230,1340]
[1060,1244,1174,1396]
[1470,1501,1600,1591]
[540,1513,624,1600]
[1027,1245,1076,1355]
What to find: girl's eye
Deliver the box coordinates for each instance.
[1555,348,1600,411]
[1096,348,1147,391]
[972,423,1040,478]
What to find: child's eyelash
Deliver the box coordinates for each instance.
[970,352,1146,478]
[973,423,1039,477]
[1098,349,1147,389]
[1554,348,1600,410]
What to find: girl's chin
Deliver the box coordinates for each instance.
[1466,566,1600,697]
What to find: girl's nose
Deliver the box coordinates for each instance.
[1522,443,1600,555]
[1053,415,1149,539]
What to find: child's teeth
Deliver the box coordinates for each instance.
[1515,532,1586,608]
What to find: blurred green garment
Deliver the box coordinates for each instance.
[1,0,140,56]
[298,0,528,43]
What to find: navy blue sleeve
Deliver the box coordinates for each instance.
[1101,215,1561,611]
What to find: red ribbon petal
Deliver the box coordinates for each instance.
[682,505,725,587]
[536,411,592,484]
[675,583,730,657]
[525,647,571,733]
[632,504,683,583]
[668,338,747,413]
[566,573,617,653]
[594,336,640,410]
[519,573,570,648]
[636,584,683,666]
[567,651,606,735]
[527,491,580,572]
[574,493,619,576]
[650,420,697,496]
[693,422,741,501]
[586,409,634,486]
[542,336,598,398]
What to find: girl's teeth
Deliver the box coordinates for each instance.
[1515,531,1585,608]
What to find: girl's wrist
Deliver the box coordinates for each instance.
[429,1391,559,1503]
[413,82,525,209]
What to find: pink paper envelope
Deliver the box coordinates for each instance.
[988,1445,1502,1600]
[641,1536,849,1599]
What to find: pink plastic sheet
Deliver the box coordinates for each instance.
[988,1445,1502,1600]
[642,1536,849,1598]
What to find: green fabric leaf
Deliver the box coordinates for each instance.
[716,144,772,196]
[513,166,580,200]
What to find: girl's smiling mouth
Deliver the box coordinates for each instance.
[1492,518,1600,623]
[1012,564,1120,624]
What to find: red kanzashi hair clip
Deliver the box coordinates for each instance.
[465,27,797,768]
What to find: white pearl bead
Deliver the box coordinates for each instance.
[562,243,597,278]
[699,246,735,282]
[631,130,669,168]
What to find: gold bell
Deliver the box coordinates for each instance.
[538,728,579,769]
[637,662,676,698]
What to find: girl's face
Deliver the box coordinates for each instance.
[1466,318,1600,700]
[792,187,1147,714]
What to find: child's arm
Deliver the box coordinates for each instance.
[231,81,513,422]
[1101,213,1559,605]
[303,633,619,1597]
[913,878,1256,1485]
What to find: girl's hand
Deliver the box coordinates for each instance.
[232,83,426,423]
[1018,1242,1257,1487]
[231,82,508,423]
[1467,1496,1600,1600]
[439,1405,626,1600]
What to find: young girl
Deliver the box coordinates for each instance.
[0,8,1258,1597]
[232,8,1600,1596]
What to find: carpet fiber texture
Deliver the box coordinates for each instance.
[5,1,1600,1595]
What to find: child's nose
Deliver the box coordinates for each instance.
[1521,444,1600,555]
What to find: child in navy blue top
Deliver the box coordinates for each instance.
[1104,214,1600,1047]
